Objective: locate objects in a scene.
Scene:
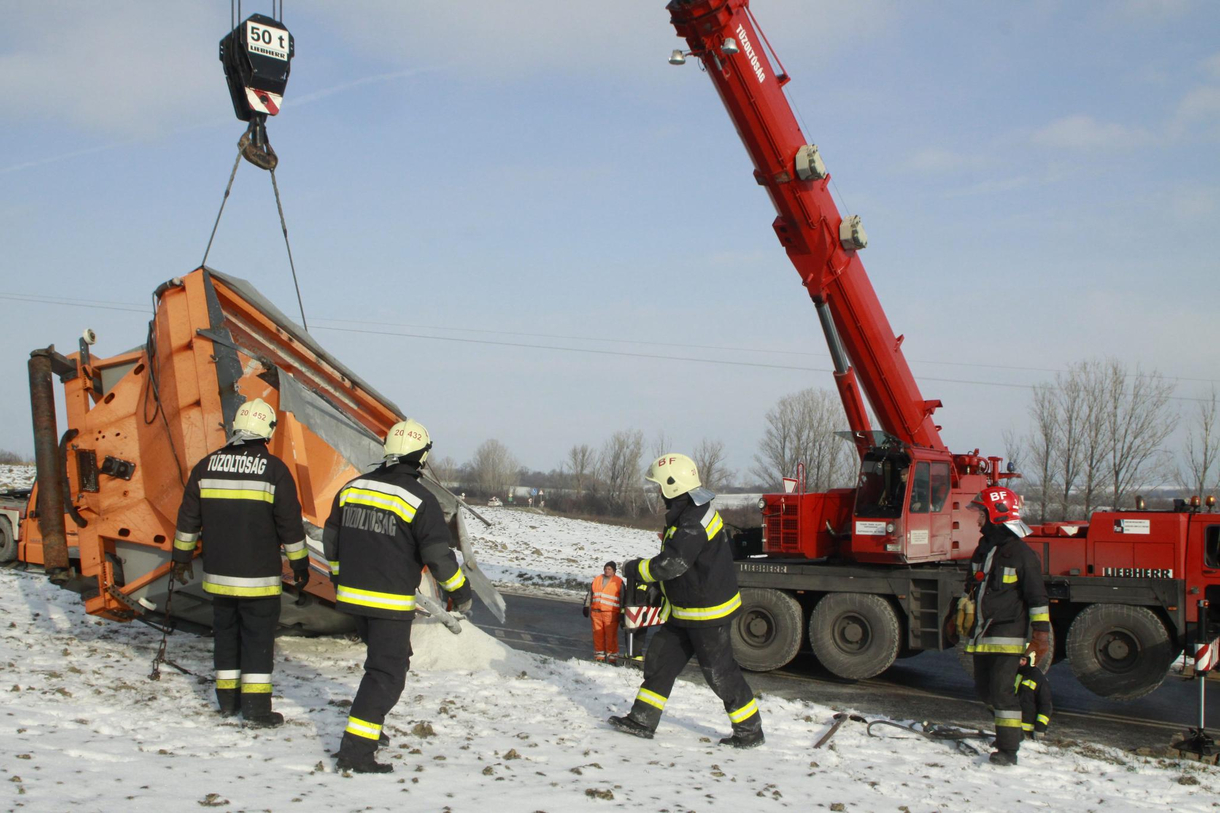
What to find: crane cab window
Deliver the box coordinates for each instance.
[1206,526,1220,569]
[909,463,930,513]
[855,457,908,519]
[929,463,950,512]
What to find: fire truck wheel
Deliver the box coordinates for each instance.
[1066,604,1173,701]
[0,517,15,564]
[808,593,901,680]
[730,588,804,672]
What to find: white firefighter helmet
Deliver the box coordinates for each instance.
[232,397,276,441]
[384,418,432,463]
[646,452,716,505]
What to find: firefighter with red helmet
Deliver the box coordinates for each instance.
[609,454,763,749]
[323,418,472,774]
[962,485,1050,766]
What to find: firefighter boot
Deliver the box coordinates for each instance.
[719,729,765,749]
[989,750,1018,767]
[336,754,394,774]
[608,715,655,740]
[216,688,239,718]
[336,732,394,774]
[241,693,284,728]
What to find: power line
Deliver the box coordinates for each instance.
[3,291,1218,397]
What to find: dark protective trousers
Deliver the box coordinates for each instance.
[973,653,1023,753]
[628,623,761,736]
[212,596,281,716]
[336,615,414,760]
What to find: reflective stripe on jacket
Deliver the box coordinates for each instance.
[965,529,1050,654]
[172,441,306,597]
[322,462,467,620]
[635,500,741,628]
[589,574,624,612]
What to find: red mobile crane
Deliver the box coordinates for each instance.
[667,0,1199,700]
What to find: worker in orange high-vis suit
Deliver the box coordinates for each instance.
[583,562,624,663]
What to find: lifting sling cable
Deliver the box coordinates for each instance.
[203,0,309,330]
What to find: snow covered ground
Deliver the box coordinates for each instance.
[0,566,1215,812]
[464,507,659,596]
[0,465,34,491]
[2,471,1218,810]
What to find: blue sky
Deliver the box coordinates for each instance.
[2,1,1218,482]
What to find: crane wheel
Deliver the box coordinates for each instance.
[729,588,803,672]
[0,518,15,564]
[1066,604,1173,701]
[808,593,900,680]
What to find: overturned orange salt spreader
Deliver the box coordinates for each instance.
[18,267,501,634]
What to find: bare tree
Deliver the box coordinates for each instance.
[1001,427,1025,494]
[599,429,646,516]
[650,430,673,462]
[692,438,732,492]
[1104,360,1177,510]
[751,388,853,492]
[1026,383,1058,523]
[426,455,459,487]
[1075,360,1113,516]
[565,443,597,496]
[1053,368,1086,519]
[468,439,520,497]
[1180,387,1220,500]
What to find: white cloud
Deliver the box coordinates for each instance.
[902,147,992,175]
[1030,114,1152,150]
[300,0,903,83]
[0,2,226,136]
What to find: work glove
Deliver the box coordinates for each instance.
[292,566,311,592]
[955,596,976,637]
[582,606,590,618]
[171,561,193,586]
[448,583,473,616]
[1026,629,1051,668]
[622,559,643,580]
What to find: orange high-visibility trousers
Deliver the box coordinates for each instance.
[592,611,620,659]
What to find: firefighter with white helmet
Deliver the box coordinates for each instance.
[609,453,764,749]
[323,418,472,773]
[961,485,1050,766]
[172,396,309,726]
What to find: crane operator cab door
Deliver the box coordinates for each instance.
[903,460,953,561]
[220,13,294,122]
[850,453,955,563]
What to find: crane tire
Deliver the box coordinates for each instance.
[1066,604,1173,701]
[0,517,15,564]
[729,588,803,672]
[808,592,900,680]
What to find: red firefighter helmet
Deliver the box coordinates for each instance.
[971,486,1032,538]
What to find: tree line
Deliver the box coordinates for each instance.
[435,355,1209,523]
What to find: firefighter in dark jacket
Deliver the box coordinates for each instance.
[962,485,1050,766]
[609,453,763,749]
[324,418,472,774]
[172,397,308,726]
[1017,652,1052,740]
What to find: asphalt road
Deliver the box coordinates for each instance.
[467,590,1216,753]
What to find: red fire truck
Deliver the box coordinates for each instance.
[666,0,1196,700]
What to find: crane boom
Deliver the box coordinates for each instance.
[667,0,945,452]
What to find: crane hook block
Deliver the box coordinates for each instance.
[220,14,294,122]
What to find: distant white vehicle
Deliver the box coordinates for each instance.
[487,496,503,507]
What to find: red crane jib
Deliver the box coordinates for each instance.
[667,0,945,453]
